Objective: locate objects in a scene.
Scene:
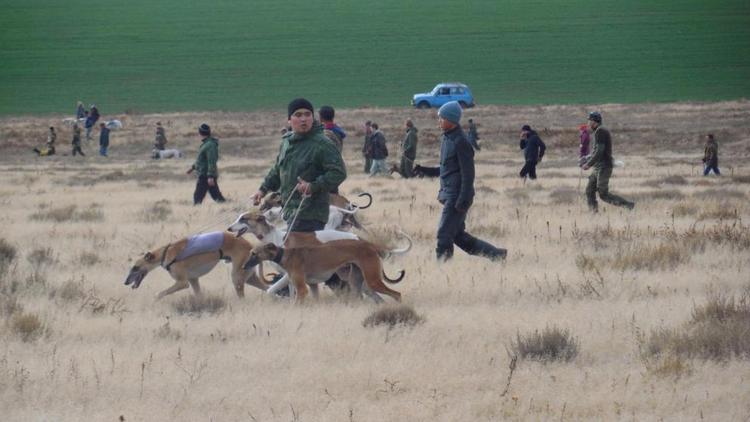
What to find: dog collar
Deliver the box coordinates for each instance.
[159,243,171,267]
[272,247,284,264]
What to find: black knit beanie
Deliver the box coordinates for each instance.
[288,98,314,119]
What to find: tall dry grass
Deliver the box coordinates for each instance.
[0,103,748,421]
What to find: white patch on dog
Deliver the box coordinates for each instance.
[313,230,359,243]
[151,148,183,159]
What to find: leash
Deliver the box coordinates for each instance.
[282,195,309,244]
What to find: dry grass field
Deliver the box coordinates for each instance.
[1,101,749,421]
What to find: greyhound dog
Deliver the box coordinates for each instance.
[124,231,267,299]
[151,148,183,159]
[259,191,371,230]
[244,241,404,304]
[227,210,412,301]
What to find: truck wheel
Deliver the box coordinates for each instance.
[458,101,467,109]
[417,102,430,109]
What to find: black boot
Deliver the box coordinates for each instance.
[469,238,507,261]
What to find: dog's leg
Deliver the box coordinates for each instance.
[358,257,401,302]
[230,263,246,298]
[156,278,190,300]
[288,269,308,304]
[188,278,203,297]
[309,283,319,300]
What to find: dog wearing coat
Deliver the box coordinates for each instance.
[124,231,267,299]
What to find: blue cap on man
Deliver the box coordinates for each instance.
[438,101,462,124]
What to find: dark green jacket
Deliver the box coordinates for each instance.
[402,127,418,158]
[260,123,347,223]
[585,127,614,169]
[193,137,220,177]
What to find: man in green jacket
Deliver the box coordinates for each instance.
[252,98,346,232]
[188,123,226,205]
[582,112,634,212]
[399,119,418,178]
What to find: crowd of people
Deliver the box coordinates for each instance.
[31,98,725,262]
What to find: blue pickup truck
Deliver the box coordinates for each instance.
[412,83,475,109]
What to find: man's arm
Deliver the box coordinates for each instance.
[309,141,347,194]
[584,132,606,169]
[206,143,219,177]
[538,139,546,161]
[456,139,475,211]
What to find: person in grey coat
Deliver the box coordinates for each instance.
[435,101,507,261]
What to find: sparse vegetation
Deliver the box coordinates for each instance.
[76,251,101,267]
[363,304,424,328]
[29,204,103,222]
[641,293,750,361]
[549,187,578,204]
[612,242,688,271]
[11,311,45,342]
[172,293,226,316]
[0,238,16,276]
[139,200,173,223]
[510,326,579,362]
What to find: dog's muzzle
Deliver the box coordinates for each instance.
[243,255,260,271]
[232,226,248,238]
[125,268,147,289]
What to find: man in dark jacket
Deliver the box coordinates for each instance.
[187,123,226,205]
[251,98,346,232]
[319,105,346,152]
[519,125,546,180]
[85,104,100,141]
[155,122,167,150]
[582,112,634,212]
[702,134,720,176]
[435,101,507,261]
[72,124,85,156]
[368,123,389,176]
[98,123,110,157]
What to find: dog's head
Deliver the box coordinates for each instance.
[243,243,280,271]
[259,192,282,211]
[227,210,274,240]
[124,250,162,289]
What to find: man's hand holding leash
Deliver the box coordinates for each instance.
[295,177,312,195]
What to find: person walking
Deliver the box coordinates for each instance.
[319,105,346,152]
[155,122,167,150]
[434,101,507,261]
[251,98,346,232]
[519,124,546,180]
[187,123,226,205]
[85,104,100,141]
[466,118,481,150]
[362,120,373,173]
[702,134,720,176]
[397,119,418,178]
[582,112,634,212]
[98,123,110,157]
[368,123,389,176]
[71,124,85,156]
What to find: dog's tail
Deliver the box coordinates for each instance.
[354,192,373,209]
[382,269,405,284]
[385,230,413,257]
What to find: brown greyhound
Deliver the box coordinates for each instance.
[125,232,268,299]
[244,240,403,304]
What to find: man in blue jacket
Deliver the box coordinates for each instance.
[435,101,507,261]
[519,125,546,180]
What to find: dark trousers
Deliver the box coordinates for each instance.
[436,200,506,261]
[519,160,537,179]
[193,175,226,204]
[585,166,634,211]
[72,145,85,156]
[400,154,415,178]
[703,164,720,176]
[364,156,372,173]
[99,144,108,156]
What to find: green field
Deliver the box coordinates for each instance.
[1,0,749,115]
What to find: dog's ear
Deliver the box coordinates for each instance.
[254,213,265,222]
[144,251,155,261]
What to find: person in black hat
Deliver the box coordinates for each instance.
[187,123,226,205]
[519,124,546,180]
